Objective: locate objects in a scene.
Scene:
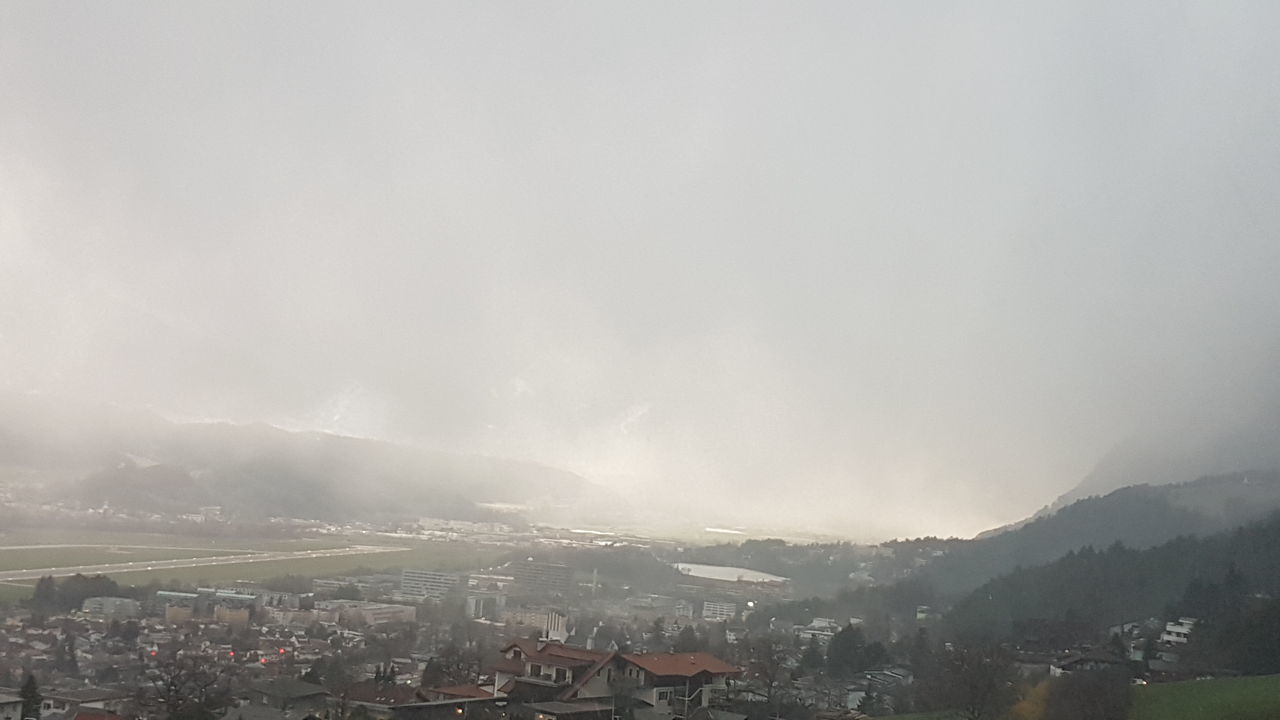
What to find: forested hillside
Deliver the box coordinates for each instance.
[923,471,1280,595]
[947,510,1280,647]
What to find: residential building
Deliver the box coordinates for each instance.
[165,605,194,624]
[464,592,507,620]
[795,617,853,645]
[315,600,417,626]
[1050,649,1128,677]
[509,561,573,597]
[505,607,569,638]
[0,693,21,720]
[400,570,466,601]
[40,688,130,715]
[519,701,612,720]
[491,639,740,717]
[44,708,121,720]
[700,602,736,622]
[245,678,330,715]
[493,639,614,701]
[341,680,424,719]
[80,597,141,620]
[214,605,252,629]
[418,686,495,703]
[313,574,400,596]
[618,652,741,715]
[1160,617,1197,645]
[387,696,499,720]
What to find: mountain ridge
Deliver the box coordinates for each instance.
[923,470,1280,596]
[0,391,598,524]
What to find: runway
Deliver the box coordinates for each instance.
[0,544,409,582]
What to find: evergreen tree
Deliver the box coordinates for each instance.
[120,621,140,646]
[20,674,41,720]
[30,577,56,623]
[64,635,78,676]
[800,637,825,672]
[826,623,867,677]
[673,625,702,653]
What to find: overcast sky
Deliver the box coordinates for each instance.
[3,2,1279,538]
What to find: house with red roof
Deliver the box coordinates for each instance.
[617,653,740,714]
[487,640,741,718]
[493,639,615,702]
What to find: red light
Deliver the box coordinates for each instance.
[229,651,235,657]
[279,648,286,654]
[150,651,157,657]
[260,659,267,664]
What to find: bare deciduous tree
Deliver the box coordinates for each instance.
[135,654,237,720]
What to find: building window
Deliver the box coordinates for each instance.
[530,664,542,677]
[657,691,672,702]
[555,667,567,683]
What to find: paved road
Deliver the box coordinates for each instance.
[0,545,409,582]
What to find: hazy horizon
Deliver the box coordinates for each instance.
[4,2,1280,539]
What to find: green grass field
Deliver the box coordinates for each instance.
[0,530,503,603]
[0,546,232,572]
[1130,674,1280,720]
[103,540,497,588]
[0,584,39,602]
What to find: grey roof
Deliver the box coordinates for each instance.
[45,688,131,702]
[224,705,290,720]
[250,678,329,699]
[523,702,613,715]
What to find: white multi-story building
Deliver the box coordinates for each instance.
[315,600,417,626]
[1160,617,1197,644]
[701,601,737,621]
[400,569,465,600]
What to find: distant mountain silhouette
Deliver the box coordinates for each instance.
[1055,396,1280,511]
[0,391,595,523]
[974,397,1280,544]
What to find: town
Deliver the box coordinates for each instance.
[0,514,1242,720]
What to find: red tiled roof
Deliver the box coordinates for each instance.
[502,639,611,667]
[621,653,741,678]
[556,651,616,701]
[490,655,525,675]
